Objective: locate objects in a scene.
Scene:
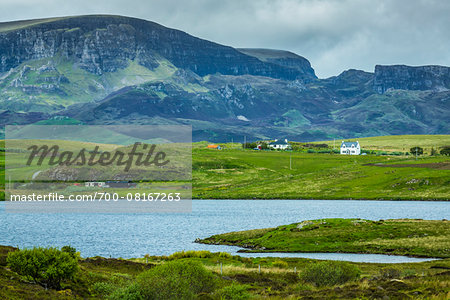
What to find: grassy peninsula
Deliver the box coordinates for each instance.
[198,218,450,258]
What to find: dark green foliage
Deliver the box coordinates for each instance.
[391,151,404,156]
[304,143,329,148]
[243,142,257,149]
[259,142,269,150]
[430,147,438,156]
[6,247,79,290]
[61,245,77,258]
[410,147,424,155]
[300,261,360,287]
[108,283,143,300]
[216,282,251,300]
[113,260,218,300]
[440,146,450,156]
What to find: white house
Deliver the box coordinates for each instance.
[340,141,360,155]
[269,139,291,150]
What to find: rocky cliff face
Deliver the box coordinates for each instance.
[374,65,450,93]
[0,15,448,141]
[0,15,315,80]
[237,48,316,80]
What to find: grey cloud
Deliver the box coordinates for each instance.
[0,0,448,78]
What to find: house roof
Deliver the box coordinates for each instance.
[269,139,290,145]
[341,141,359,147]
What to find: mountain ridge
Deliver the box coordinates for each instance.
[0,15,448,141]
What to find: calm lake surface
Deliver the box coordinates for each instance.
[0,200,448,263]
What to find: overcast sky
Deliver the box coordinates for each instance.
[1,0,448,78]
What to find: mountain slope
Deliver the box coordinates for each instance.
[0,15,449,141]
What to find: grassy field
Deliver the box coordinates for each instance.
[198,218,450,258]
[1,135,449,200]
[192,149,449,200]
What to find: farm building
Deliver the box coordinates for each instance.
[340,141,360,155]
[269,139,291,150]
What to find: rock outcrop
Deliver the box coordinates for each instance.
[374,65,450,93]
[0,15,316,80]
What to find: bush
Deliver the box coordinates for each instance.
[92,281,116,295]
[300,261,360,287]
[168,250,213,260]
[243,142,257,149]
[391,151,403,156]
[108,283,143,300]
[117,260,218,299]
[215,282,251,300]
[61,245,77,258]
[7,247,79,290]
[272,260,289,268]
[440,146,450,156]
[430,147,438,156]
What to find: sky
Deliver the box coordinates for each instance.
[0,0,449,78]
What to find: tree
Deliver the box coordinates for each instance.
[410,147,423,156]
[243,142,257,149]
[440,146,450,156]
[7,247,79,290]
[430,147,438,156]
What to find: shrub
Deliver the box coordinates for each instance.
[7,247,79,290]
[272,260,289,268]
[219,252,232,259]
[61,245,77,258]
[379,267,401,279]
[300,261,360,287]
[410,147,424,156]
[129,260,218,299]
[243,142,257,149]
[318,149,332,154]
[440,146,450,156]
[108,283,143,300]
[92,281,116,295]
[307,149,316,153]
[430,147,438,156]
[216,282,251,300]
